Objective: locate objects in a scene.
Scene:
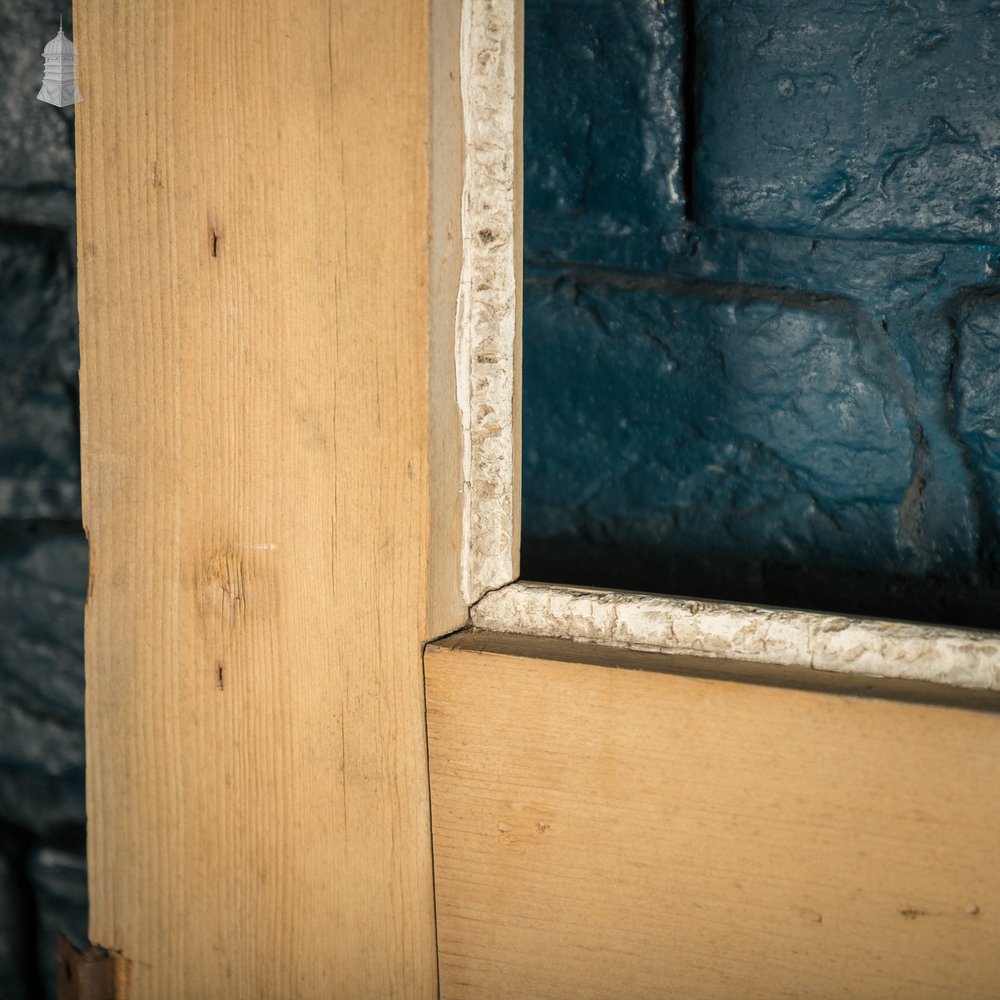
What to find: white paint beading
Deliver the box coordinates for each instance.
[473,582,1000,690]
[456,0,518,604]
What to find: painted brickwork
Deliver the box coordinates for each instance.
[522,0,1000,628]
[0,4,87,998]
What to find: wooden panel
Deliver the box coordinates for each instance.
[425,632,1000,1000]
[77,1,463,995]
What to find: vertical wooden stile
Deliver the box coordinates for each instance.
[76,1,464,995]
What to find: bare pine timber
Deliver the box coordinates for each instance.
[77,0,465,995]
[426,632,1000,1000]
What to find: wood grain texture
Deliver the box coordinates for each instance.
[425,633,1000,1000]
[77,1,463,994]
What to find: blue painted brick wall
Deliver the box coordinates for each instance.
[522,0,1000,627]
[525,0,685,238]
[0,3,87,998]
[696,0,1000,243]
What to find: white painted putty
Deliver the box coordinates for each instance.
[473,582,1000,690]
[456,0,519,605]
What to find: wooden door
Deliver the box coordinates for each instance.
[77,1,1000,997]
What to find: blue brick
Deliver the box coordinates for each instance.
[524,0,685,244]
[695,0,1000,244]
[521,276,934,609]
[0,231,80,520]
[0,527,86,837]
[953,291,1000,554]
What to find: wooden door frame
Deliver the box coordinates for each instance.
[77,0,1000,996]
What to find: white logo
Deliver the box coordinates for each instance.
[37,16,82,108]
